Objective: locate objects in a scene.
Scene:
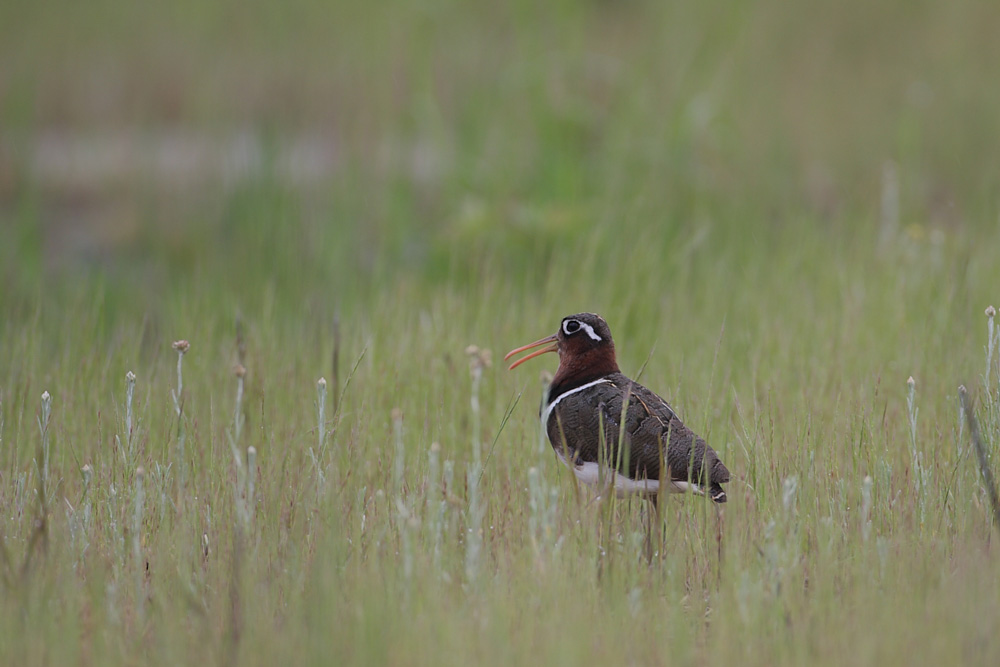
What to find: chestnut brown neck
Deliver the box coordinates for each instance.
[550,345,620,397]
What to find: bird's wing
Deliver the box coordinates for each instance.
[624,380,730,486]
[546,376,730,487]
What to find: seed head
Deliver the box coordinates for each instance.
[317,377,327,388]
[172,340,190,354]
[465,345,493,370]
[126,371,136,382]
[233,363,246,378]
[987,305,997,318]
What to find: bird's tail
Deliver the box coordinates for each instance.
[709,483,727,504]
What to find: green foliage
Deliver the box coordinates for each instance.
[2,0,1000,664]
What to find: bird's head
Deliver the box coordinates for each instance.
[505,313,619,382]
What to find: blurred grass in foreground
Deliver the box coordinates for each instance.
[1,0,1000,665]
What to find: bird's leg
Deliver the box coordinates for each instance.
[714,504,725,587]
[641,495,668,565]
[581,482,606,512]
[643,498,655,564]
[653,493,668,565]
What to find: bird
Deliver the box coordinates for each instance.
[505,313,729,503]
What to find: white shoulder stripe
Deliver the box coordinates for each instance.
[542,378,611,426]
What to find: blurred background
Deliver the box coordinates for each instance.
[2,0,998,322]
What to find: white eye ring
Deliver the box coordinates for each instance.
[563,319,602,341]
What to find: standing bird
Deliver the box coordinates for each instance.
[506,313,729,503]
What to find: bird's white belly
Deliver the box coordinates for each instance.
[554,451,702,497]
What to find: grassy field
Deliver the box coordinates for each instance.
[2,1,1000,664]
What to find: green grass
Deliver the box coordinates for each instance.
[2,0,1000,664]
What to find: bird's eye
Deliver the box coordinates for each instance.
[563,320,581,335]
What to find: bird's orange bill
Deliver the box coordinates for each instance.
[505,334,558,370]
